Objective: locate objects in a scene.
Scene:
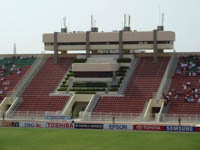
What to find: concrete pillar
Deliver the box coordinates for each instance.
[86,31,90,57]
[119,31,123,58]
[153,30,158,63]
[53,32,58,64]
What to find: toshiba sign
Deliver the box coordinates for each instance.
[47,122,74,129]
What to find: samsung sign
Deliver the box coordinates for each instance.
[164,126,195,132]
[104,124,132,130]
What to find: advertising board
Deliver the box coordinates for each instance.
[19,122,46,128]
[74,123,103,129]
[104,124,132,130]
[46,122,73,129]
[45,115,71,120]
[133,125,164,131]
[164,126,195,132]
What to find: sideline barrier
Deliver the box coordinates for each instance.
[1,121,200,133]
[74,123,103,129]
[45,115,71,120]
[133,125,164,131]
[0,121,74,129]
[47,122,73,129]
[104,124,133,130]
[133,124,197,132]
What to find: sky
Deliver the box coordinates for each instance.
[0,0,200,54]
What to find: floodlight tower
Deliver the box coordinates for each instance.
[13,43,16,55]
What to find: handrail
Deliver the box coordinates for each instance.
[155,54,178,99]
[10,53,46,97]
[118,57,139,94]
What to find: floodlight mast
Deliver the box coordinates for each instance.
[63,16,67,28]
[162,13,164,26]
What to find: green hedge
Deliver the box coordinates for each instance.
[60,85,68,88]
[73,82,107,87]
[70,87,105,91]
[75,91,96,94]
[120,66,129,70]
[58,87,67,91]
[73,58,87,63]
[68,72,75,76]
[117,58,131,63]
[117,72,126,76]
[109,87,119,91]
[111,84,120,88]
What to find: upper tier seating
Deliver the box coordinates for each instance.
[167,56,200,114]
[93,57,169,114]
[16,57,73,112]
[0,56,35,102]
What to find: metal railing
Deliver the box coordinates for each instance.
[80,112,144,122]
[10,52,47,97]
[161,114,200,123]
[118,58,139,94]
[155,54,178,99]
[2,110,200,124]
[5,111,61,120]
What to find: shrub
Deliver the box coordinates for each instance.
[109,87,119,91]
[117,58,131,63]
[68,72,74,76]
[60,85,68,88]
[120,66,129,70]
[111,85,120,88]
[73,58,87,63]
[70,88,105,91]
[117,72,126,76]
[73,82,107,87]
[75,91,96,94]
[58,87,67,91]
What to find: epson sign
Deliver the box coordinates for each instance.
[104,124,132,130]
[109,124,127,130]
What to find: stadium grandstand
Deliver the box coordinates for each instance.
[1,15,200,126]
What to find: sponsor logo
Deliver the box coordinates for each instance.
[47,122,73,128]
[133,125,164,131]
[24,122,36,128]
[2,122,12,127]
[164,126,195,132]
[12,122,19,127]
[45,115,71,120]
[74,123,103,129]
[109,124,128,130]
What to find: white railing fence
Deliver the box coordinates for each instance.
[161,114,200,123]
[80,112,144,122]
[5,111,61,120]
[1,110,200,124]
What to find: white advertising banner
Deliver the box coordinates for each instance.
[104,124,133,130]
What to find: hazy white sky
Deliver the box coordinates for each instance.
[0,0,199,54]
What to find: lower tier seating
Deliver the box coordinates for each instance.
[93,57,169,114]
[16,57,73,112]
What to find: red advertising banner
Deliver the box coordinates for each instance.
[195,127,200,132]
[133,125,164,131]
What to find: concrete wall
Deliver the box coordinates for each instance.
[43,31,175,43]
[45,43,174,51]
[72,63,119,72]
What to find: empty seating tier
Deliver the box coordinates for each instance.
[0,57,35,102]
[93,57,169,114]
[16,57,73,112]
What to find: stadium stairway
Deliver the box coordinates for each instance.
[16,57,73,112]
[93,57,170,114]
